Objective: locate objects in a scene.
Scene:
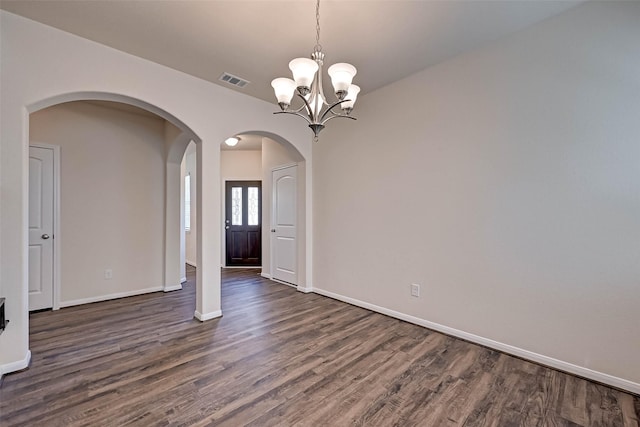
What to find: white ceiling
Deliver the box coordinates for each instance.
[1,0,582,104]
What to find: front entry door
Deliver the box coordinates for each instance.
[225,181,262,266]
[29,146,55,310]
[271,165,297,285]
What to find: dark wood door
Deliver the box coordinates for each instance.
[225,181,262,266]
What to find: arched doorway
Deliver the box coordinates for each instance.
[219,131,311,292]
[26,93,203,315]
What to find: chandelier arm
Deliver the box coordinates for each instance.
[319,98,351,122]
[295,92,318,121]
[289,103,308,114]
[320,113,356,126]
[273,110,314,126]
[281,94,316,117]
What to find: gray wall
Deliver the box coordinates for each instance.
[313,1,640,386]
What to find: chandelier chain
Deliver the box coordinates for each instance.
[314,0,322,52]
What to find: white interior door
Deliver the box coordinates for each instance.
[271,165,297,285]
[29,146,55,310]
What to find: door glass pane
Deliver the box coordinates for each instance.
[248,187,259,226]
[232,187,242,225]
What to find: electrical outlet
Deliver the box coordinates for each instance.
[411,283,420,298]
[104,269,113,280]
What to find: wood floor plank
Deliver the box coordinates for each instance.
[620,393,640,427]
[1,267,638,426]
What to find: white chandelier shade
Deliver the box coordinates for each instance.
[289,58,319,92]
[341,84,360,112]
[271,78,297,106]
[327,63,357,98]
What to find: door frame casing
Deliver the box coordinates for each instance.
[270,163,298,286]
[29,142,61,311]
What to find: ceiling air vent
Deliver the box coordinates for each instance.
[219,72,250,88]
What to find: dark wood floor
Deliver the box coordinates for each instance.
[1,267,638,426]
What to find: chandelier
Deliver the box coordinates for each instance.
[271,0,360,141]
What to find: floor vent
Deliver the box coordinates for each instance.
[219,73,250,88]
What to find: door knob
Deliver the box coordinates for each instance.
[42,234,50,240]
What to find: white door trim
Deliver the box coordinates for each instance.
[272,162,298,172]
[29,143,61,311]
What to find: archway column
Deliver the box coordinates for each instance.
[164,160,183,292]
[195,140,222,320]
[164,130,193,292]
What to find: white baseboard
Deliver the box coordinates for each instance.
[164,284,182,292]
[194,310,222,321]
[269,278,297,289]
[0,350,31,379]
[260,273,300,294]
[261,272,305,291]
[60,286,163,308]
[180,277,187,284]
[312,287,640,395]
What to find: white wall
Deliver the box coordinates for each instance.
[0,10,312,376]
[314,1,640,392]
[30,102,166,304]
[220,150,262,266]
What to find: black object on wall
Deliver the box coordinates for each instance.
[0,298,7,334]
